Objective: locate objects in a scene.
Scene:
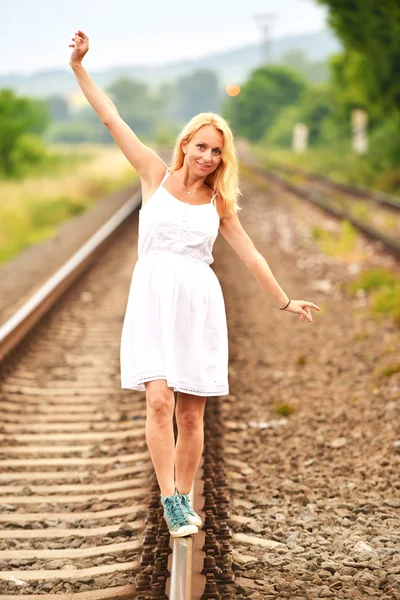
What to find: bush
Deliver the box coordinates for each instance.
[0,88,50,176]
[367,114,400,172]
[264,84,344,148]
[265,104,303,147]
[9,134,49,176]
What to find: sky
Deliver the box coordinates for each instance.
[0,0,329,75]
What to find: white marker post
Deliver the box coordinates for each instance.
[351,109,368,155]
[292,123,309,153]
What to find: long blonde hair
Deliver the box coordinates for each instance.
[170,112,242,220]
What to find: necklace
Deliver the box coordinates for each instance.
[174,171,198,195]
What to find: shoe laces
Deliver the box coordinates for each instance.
[180,493,196,514]
[163,496,187,528]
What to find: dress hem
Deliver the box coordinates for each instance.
[121,375,229,397]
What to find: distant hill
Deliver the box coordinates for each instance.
[0,29,341,99]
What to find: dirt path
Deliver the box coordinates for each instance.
[212,170,400,599]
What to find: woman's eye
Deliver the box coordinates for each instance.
[197,144,220,154]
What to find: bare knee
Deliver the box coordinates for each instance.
[146,386,174,425]
[176,408,203,433]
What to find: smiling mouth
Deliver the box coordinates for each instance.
[197,162,210,168]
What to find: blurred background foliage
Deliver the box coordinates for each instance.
[0,1,399,195]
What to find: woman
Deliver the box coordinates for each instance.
[69,30,321,538]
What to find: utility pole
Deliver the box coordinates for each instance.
[253,13,278,65]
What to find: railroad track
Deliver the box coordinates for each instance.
[255,158,400,212]
[0,187,236,599]
[241,154,400,261]
[1,158,399,599]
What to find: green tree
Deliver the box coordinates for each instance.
[0,89,50,176]
[316,0,400,115]
[225,65,307,141]
[266,84,336,147]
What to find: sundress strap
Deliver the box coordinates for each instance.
[160,167,170,187]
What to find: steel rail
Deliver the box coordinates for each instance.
[166,461,206,600]
[168,523,194,599]
[246,163,400,261]
[0,190,141,362]
[0,180,209,598]
[262,159,400,212]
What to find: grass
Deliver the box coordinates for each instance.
[242,151,400,328]
[296,354,307,366]
[310,219,359,258]
[250,143,400,198]
[0,145,137,265]
[375,362,400,377]
[239,162,271,192]
[346,267,400,327]
[241,154,365,261]
[348,267,398,293]
[349,201,372,222]
[274,403,295,417]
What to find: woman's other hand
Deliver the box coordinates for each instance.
[283,300,321,322]
[69,30,89,66]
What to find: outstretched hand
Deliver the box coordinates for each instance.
[283,299,321,322]
[69,30,89,65]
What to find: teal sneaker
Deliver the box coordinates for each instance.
[160,492,198,537]
[176,489,203,527]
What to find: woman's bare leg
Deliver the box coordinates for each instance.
[144,379,176,497]
[174,393,206,495]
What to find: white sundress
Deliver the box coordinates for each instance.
[120,167,229,397]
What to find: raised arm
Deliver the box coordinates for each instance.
[68,30,163,182]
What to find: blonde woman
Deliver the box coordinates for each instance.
[69,30,321,538]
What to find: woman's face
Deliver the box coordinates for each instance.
[183,125,224,175]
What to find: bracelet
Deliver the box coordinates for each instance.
[279,298,291,310]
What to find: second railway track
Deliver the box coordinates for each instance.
[241,150,400,261]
